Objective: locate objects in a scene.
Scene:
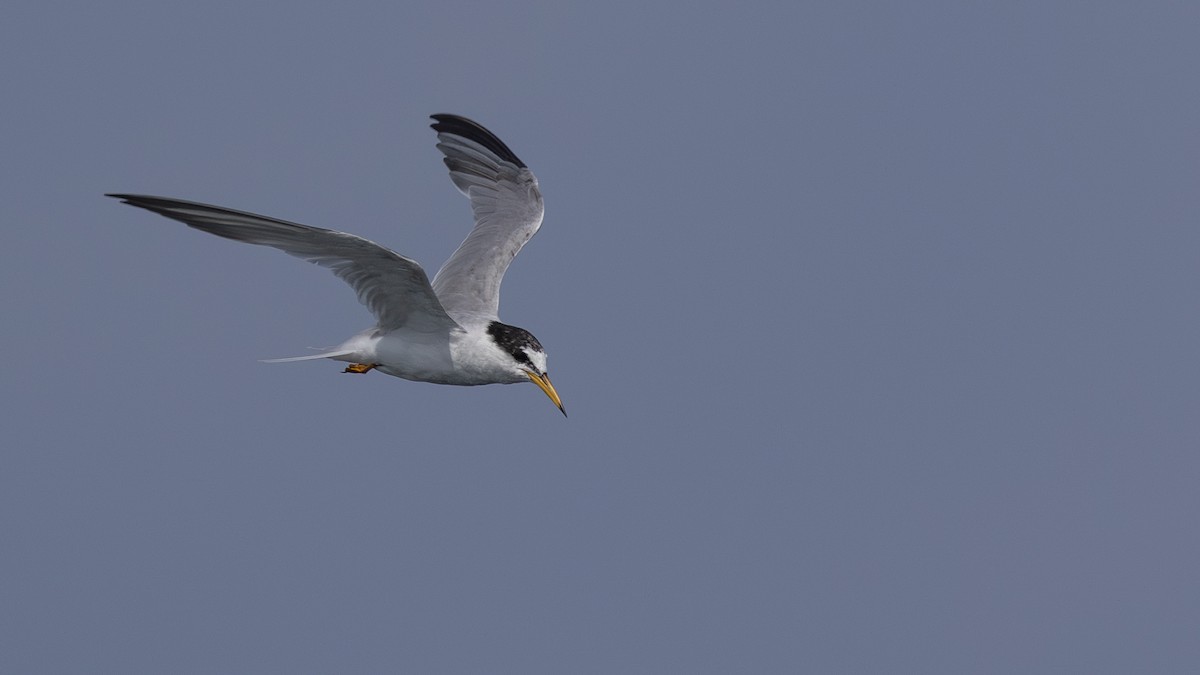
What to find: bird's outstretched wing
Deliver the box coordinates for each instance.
[429,114,545,320]
[106,194,461,333]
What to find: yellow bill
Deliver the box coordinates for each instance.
[526,371,566,417]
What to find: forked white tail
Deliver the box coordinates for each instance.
[260,349,355,364]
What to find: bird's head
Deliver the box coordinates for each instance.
[487,321,565,416]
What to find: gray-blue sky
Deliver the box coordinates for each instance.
[3,2,1198,672]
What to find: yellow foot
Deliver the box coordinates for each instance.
[343,363,377,374]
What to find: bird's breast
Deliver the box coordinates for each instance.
[368,328,520,386]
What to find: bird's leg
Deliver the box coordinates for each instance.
[343,363,378,374]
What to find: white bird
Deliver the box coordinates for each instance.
[108,114,565,416]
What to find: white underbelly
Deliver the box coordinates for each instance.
[335,325,522,386]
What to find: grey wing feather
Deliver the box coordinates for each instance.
[428,114,545,320]
[106,194,461,333]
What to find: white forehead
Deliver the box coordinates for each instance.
[524,347,549,373]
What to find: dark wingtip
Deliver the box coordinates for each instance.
[106,193,159,207]
[430,113,526,168]
[104,193,181,214]
[106,193,153,209]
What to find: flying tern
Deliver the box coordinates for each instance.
[108,114,565,416]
